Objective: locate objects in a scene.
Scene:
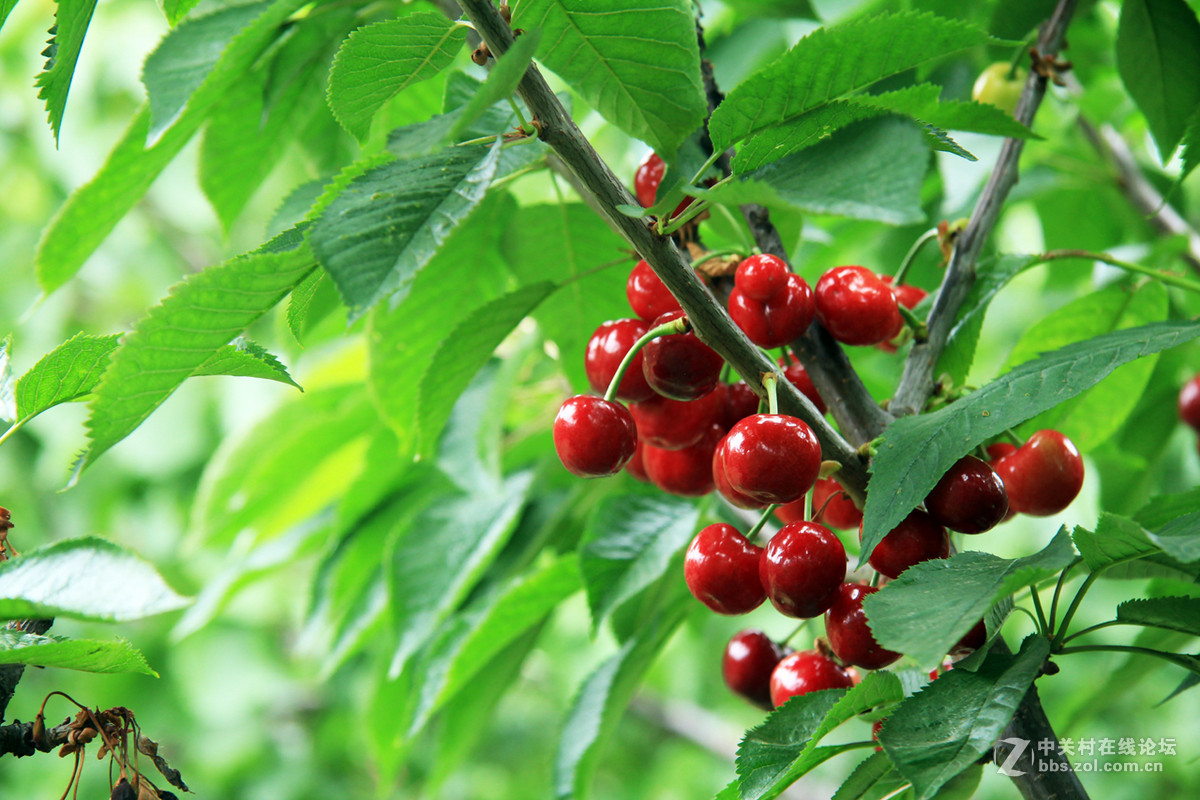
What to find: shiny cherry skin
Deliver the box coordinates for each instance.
[778,354,828,415]
[721,414,822,505]
[722,381,760,431]
[924,455,1009,533]
[864,509,949,579]
[992,430,1084,516]
[624,439,650,483]
[825,583,901,670]
[985,443,1018,522]
[773,477,861,527]
[643,424,721,497]
[626,259,682,321]
[553,396,638,478]
[641,311,724,401]
[769,650,855,707]
[629,389,725,450]
[713,437,769,509]
[729,273,815,349]
[878,276,928,351]
[584,318,655,402]
[814,266,903,346]
[634,153,666,208]
[760,521,846,618]
[684,523,767,615]
[723,630,789,709]
[1179,375,1200,431]
[735,254,790,301]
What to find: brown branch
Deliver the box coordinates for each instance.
[0,718,75,758]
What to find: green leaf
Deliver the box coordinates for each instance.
[1116,0,1200,161]
[286,269,340,345]
[0,337,15,422]
[78,236,316,479]
[1135,487,1200,530]
[863,530,1075,667]
[34,0,99,143]
[861,320,1200,565]
[162,0,201,26]
[308,142,501,317]
[1180,106,1200,183]
[738,672,903,800]
[326,13,467,142]
[709,11,996,167]
[579,495,700,630]
[415,282,555,457]
[1148,511,1200,563]
[1117,596,1200,636]
[193,337,299,387]
[938,255,1039,385]
[0,537,189,622]
[0,0,19,31]
[880,636,1050,800]
[387,472,533,676]
[0,632,156,675]
[513,0,706,159]
[554,593,690,800]
[14,333,120,422]
[832,752,904,800]
[36,0,304,293]
[1072,513,1162,572]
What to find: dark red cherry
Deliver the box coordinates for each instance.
[864,509,949,579]
[634,153,666,208]
[643,424,721,497]
[720,414,822,505]
[735,254,790,301]
[684,523,766,615]
[760,521,846,618]
[713,437,769,509]
[814,266,903,346]
[629,389,725,450]
[723,630,788,709]
[624,439,650,483]
[769,650,854,707]
[780,360,827,416]
[1180,375,1200,431]
[952,620,987,656]
[626,259,682,321]
[925,455,1009,534]
[641,311,724,401]
[825,583,901,670]
[812,478,862,529]
[992,430,1084,516]
[722,381,761,431]
[553,396,638,478]
[584,318,655,402]
[877,276,928,352]
[728,273,815,349]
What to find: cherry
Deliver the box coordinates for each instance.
[626,259,682,322]
[634,153,666,208]
[723,630,788,709]
[973,62,1026,116]
[1179,374,1200,431]
[629,389,725,450]
[641,311,724,401]
[684,523,766,615]
[643,424,721,497]
[814,266,903,346]
[864,509,949,579]
[584,318,655,402]
[624,439,650,483]
[824,583,901,670]
[720,414,822,505]
[722,381,760,431]
[735,254,790,301]
[769,650,854,707]
[729,272,815,348]
[985,443,1018,522]
[713,437,769,509]
[774,477,861,527]
[924,455,1008,534]
[760,521,846,618]
[553,396,638,478]
[952,620,987,656]
[991,430,1084,516]
[778,354,827,415]
[878,276,928,352]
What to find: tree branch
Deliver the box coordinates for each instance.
[457,0,870,497]
[890,0,1078,417]
[0,618,54,723]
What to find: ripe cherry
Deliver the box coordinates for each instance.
[814,266,903,346]
[924,455,1009,534]
[584,318,655,402]
[1179,374,1200,431]
[878,276,928,352]
[723,630,788,709]
[643,424,721,497]
[825,583,901,670]
[760,521,846,618]
[991,430,1084,516]
[952,620,987,656]
[713,437,769,509]
[720,414,822,505]
[624,439,650,483]
[774,477,861,527]
[769,650,854,707]
[734,254,789,300]
[553,396,638,478]
[684,523,766,615]
[722,381,760,431]
[779,354,827,415]
[626,259,681,321]
[634,153,666,208]
[729,272,815,348]
[629,389,725,450]
[641,311,724,401]
[864,509,949,579]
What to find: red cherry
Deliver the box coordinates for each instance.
[624,439,650,483]
[629,390,725,450]
[825,583,901,670]
[814,266,903,346]
[924,455,1009,534]
[721,414,822,505]
[713,437,769,509]
[634,153,665,208]
[553,396,638,478]
[952,620,987,655]
[780,361,827,416]
[723,630,789,710]
[684,523,766,615]
[735,254,790,301]
[626,259,682,321]
[1180,375,1200,431]
[985,444,1018,522]
[729,273,815,349]
[643,424,721,497]
[760,521,846,618]
[584,318,655,402]
[992,430,1084,516]
[722,381,760,431]
[864,509,949,579]
[641,311,724,401]
[877,276,928,352]
[769,650,854,707]
[812,477,862,529]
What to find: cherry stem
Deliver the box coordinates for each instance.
[870,570,883,588]
[1057,644,1193,667]
[602,316,688,402]
[1060,619,1123,644]
[762,371,780,415]
[1035,249,1200,293]
[1047,561,1076,632]
[659,195,713,236]
[894,227,938,285]
[694,247,747,269]
[1001,428,1024,446]
[1029,583,1049,635]
[782,619,810,646]
[1010,604,1042,631]
[746,504,779,541]
[1008,29,1039,78]
[1050,572,1099,649]
[506,96,530,133]
[897,303,928,341]
[689,150,722,188]
[804,488,815,523]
